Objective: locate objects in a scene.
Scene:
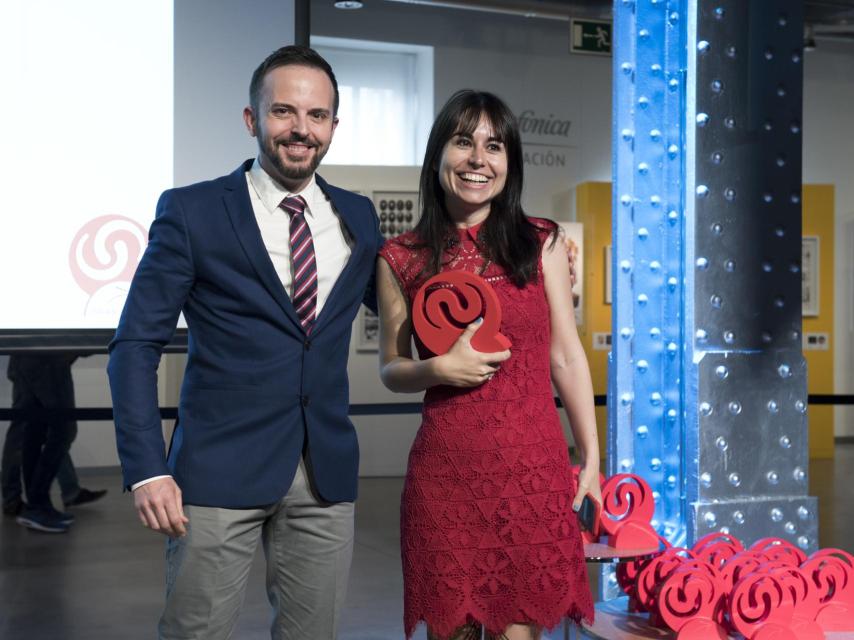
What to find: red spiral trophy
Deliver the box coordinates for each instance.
[411,270,511,355]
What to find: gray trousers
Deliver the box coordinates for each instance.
[159,460,354,640]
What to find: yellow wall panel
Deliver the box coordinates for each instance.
[574,183,612,452]
[802,184,835,458]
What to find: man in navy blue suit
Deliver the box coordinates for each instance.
[108,46,383,639]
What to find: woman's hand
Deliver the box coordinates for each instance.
[432,319,511,387]
[572,462,603,512]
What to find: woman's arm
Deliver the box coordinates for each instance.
[377,257,510,393]
[541,238,603,509]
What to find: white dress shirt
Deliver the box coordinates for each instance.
[132,160,353,491]
[245,159,352,315]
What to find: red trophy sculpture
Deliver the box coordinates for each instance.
[412,270,511,355]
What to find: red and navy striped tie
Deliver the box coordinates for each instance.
[280,195,317,332]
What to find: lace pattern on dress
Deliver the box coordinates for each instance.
[378,218,594,638]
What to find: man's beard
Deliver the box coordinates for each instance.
[261,133,329,182]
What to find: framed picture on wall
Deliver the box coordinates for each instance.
[356,307,380,352]
[557,222,584,326]
[802,236,820,317]
[604,245,612,304]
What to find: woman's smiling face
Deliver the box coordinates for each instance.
[437,114,508,220]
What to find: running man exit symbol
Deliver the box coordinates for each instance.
[571,19,612,56]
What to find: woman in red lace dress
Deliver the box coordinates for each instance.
[377,90,600,640]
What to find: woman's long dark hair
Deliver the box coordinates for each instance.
[414,89,554,287]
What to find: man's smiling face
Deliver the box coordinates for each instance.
[244,64,338,191]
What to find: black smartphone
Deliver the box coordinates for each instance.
[576,493,600,536]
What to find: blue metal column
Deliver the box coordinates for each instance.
[610,0,686,549]
[610,0,818,592]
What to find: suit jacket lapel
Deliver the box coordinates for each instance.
[312,174,361,334]
[222,160,304,333]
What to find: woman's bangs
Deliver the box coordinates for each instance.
[451,103,509,144]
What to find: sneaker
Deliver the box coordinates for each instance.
[16,507,70,533]
[47,506,75,525]
[63,487,108,508]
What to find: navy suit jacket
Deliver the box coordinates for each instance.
[108,160,383,507]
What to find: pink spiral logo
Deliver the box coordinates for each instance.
[658,560,726,632]
[720,550,769,591]
[729,572,795,637]
[69,215,147,295]
[692,532,744,570]
[600,473,656,535]
[635,547,694,611]
[802,549,854,605]
[750,537,807,567]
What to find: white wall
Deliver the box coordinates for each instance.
[173,0,296,186]
[65,355,115,468]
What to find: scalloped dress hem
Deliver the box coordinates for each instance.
[405,605,595,639]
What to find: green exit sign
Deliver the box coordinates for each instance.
[571,18,612,56]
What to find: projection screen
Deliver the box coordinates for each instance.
[0,0,175,351]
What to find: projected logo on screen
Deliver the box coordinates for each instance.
[69,215,148,319]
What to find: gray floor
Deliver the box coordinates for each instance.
[1,446,852,640]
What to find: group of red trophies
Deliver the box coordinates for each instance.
[573,469,854,639]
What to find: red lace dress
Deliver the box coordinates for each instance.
[379,219,594,638]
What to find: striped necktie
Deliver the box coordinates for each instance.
[280,195,317,332]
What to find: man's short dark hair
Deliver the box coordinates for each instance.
[249,45,340,116]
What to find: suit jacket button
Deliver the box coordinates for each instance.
[301,395,310,407]
[304,339,311,350]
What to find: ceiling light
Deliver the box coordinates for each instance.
[334,1,364,8]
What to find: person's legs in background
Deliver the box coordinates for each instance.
[18,410,75,531]
[55,417,107,508]
[57,454,108,507]
[55,453,80,506]
[3,442,108,516]
[7,356,107,530]
[1,416,25,515]
[14,356,77,532]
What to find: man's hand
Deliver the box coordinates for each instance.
[133,477,189,538]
